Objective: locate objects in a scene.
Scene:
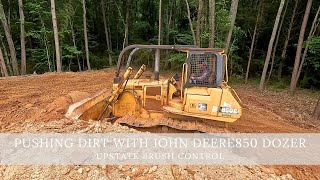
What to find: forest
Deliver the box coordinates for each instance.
[0,0,320,92]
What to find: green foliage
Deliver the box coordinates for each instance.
[132,21,151,42]
[0,0,320,90]
[171,30,194,45]
[168,53,186,63]
[307,37,320,69]
[24,0,54,71]
[268,79,290,90]
[131,49,154,67]
[88,53,106,69]
[299,36,320,88]
[62,44,82,59]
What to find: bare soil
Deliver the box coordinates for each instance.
[0,69,319,179]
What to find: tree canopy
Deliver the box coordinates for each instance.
[0,0,320,90]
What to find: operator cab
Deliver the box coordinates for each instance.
[183,52,224,88]
[167,51,227,109]
[178,51,226,97]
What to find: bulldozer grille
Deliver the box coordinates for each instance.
[188,53,217,86]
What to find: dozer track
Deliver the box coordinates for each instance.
[113,115,228,133]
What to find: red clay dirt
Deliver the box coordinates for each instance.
[0,69,319,179]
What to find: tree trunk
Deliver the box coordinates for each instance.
[313,97,320,119]
[0,0,19,75]
[200,0,207,47]
[0,47,8,77]
[278,0,298,80]
[101,0,113,67]
[123,0,130,49]
[0,61,3,76]
[259,0,285,90]
[37,13,52,71]
[245,1,262,84]
[158,0,162,45]
[0,30,12,75]
[296,5,320,86]
[267,0,288,84]
[228,38,237,78]
[290,0,313,92]
[154,0,162,80]
[50,0,62,72]
[196,0,203,47]
[18,0,26,75]
[225,0,239,54]
[166,0,172,44]
[185,0,196,45]
[114,1,124,50]
[6,1,9,27]
[82,0,91,70]
[101,0,111,52]
[107,3,112,52]
[1,40,12,75]
[209,0,215,48]
[245,18,258,84]
[315,17,320,36]
[70,21,81,71]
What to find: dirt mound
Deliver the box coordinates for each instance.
[33,91,90,122]
[45,91,90,113]
[67,91,91,103]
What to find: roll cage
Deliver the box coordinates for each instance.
[115,45,226,87]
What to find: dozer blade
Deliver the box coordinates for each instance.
[65,67,133,121]
[65,89,112,120]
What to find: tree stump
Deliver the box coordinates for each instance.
[313,97,320,119]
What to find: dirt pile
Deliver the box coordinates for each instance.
[33,91,90,122]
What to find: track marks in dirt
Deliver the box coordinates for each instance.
[229,105,311,133]
[233,84,319,133]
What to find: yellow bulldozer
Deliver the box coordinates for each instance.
[66,45,242,132]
